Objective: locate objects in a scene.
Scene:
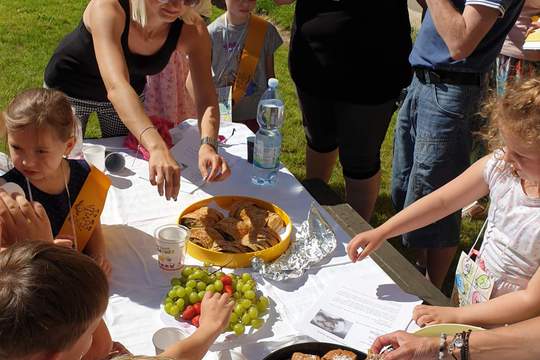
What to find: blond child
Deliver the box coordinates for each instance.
[208,0,283,132]
[348,79,540,329]
[0,241,234,360]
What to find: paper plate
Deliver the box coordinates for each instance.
[178,195,292,268]
[262,342,366,360]
[414,323,484,337]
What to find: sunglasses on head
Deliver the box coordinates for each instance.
[157,0,200,6]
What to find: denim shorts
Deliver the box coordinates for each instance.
[391,74,482,248]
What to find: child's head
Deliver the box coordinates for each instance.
[225,0,256,23]
[484,78,540,182]
[0,241,109,360]
[1,88,76,181]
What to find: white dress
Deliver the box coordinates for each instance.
[478,153,540,298]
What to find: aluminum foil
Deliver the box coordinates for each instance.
[251,202,336,280]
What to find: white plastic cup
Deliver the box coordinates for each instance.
[82,144,106,171]
[152,327,189,355]
[155,224,189,271]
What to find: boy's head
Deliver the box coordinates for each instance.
[225,0,256,23]
[0,241,109,360]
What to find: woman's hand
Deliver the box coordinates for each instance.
[0,190,53,246]
[199,291,234,336]
[149,148,181,201]
[370,331,439,360]
[198,144,231,182]
[346,228,386,262]
[413,304,461,327]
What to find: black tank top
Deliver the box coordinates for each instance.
[44,0,183,102]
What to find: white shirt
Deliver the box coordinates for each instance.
[479,153,540,297]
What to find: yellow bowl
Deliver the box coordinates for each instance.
[178,195,292,268]
[414,323,484,337]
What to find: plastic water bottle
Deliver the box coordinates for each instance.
[251,78,284,186]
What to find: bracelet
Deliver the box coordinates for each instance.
[448,333,462,360]
[462,330,472,360]
[138,125,157,145]
[438,333,447,360]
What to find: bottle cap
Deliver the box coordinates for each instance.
[268,78,278,88]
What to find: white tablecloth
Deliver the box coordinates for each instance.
[96,120,418,359]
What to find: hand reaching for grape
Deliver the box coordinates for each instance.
[199,292,234,336]
[347,228,387,262]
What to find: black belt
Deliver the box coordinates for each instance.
[414,67,482,86]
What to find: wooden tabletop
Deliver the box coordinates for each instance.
[302,179,451,307]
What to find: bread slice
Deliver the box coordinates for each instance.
[321,349,357,360]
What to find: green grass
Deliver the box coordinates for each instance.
[0,1,484,293]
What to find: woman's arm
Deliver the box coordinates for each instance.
[86,0,180,200]
[348,155,491,261]
[182,22,230,182]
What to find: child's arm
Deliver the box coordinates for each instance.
[415,267,540,327]
[84,222,111,277]
[160,292,234,360]
[265,53,276,81]
[347,155,492,262]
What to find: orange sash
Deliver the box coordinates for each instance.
[232,15,269,105]
[58,165,111,251]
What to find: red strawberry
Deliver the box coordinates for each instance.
[182,305,196,321]
[224,284,234,295]
[221,275,233,286]
[191,315,200,327]
[193,302,202,315]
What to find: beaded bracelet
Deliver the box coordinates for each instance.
[438,333,447,360]
[461,329,472,360]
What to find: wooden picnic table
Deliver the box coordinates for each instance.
[302,178,451,307]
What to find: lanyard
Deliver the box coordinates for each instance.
[216,15,248,85]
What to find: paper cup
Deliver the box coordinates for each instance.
[155,224,189,271]
[152,327,189,355]
[82,144,106,172]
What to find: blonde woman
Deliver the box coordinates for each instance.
[45,0,230,201]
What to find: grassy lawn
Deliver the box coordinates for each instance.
[1,1,484,293]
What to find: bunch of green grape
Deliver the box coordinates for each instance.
[163,266,270,335]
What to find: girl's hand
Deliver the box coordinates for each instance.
[91,253,112,279]
[198,144,231,182]
[149,148,181,201]
[0,190,53,244]
[370,331,439,360]
[413,305,460,327]
[199,291,234,335]
[347,228,386,262]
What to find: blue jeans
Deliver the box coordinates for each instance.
[392,75,482,248]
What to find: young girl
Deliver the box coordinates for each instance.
[0,241,234,360]
[0,88,113,360]
[208,0,283,132]
[347,79,540,329]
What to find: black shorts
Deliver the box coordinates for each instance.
[298,89,397,179]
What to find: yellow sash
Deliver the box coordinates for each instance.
[232,15,269,105]
[58,165,111,251]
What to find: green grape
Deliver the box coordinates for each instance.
[182,267,194,277]
[164,302,173,314]
[244,290,256,300]
[214,280,224,292]
[208,274,216,283]
[196,282,207,291]
[256,300,268,313]
[258,296,269,307]
[175,298,185,309]
[198,291,206,301]
[164,297,173,304]
[203,261,212,267]
[168,289,177,299]
[233,292,242,299]
[241,284,252,293]
[240,299,252,309]
[206,284,216,293]
[234,323,246,335]
[248,306,259,319]
[169,305,180,316]
[251,318,264,329]
[170,277,182,286]
[189,292,199,304]
[232,278,237,288]
[236,280,244,291]
[215,271,225,279]
[229,312,239,324]
[187,273,197,281]
[241,313,252,325]
[246,280,256,288]
[201,273,210,284]
[186,280,197,289]
[241,273,252,282]
[192,270,204,280]
[175,287,186,298]
[184,286,193,295]
[234,304,246,315]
